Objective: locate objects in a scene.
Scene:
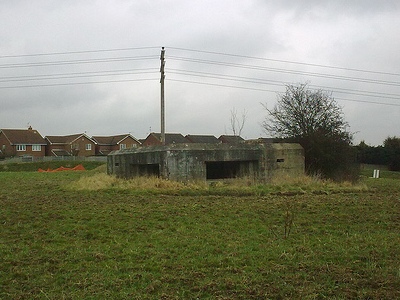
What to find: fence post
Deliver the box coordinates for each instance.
[373,169,380,178]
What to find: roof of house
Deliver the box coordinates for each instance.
[147,133,190,144]
[185,134,220,144]
[0,128,46,145]
[92,134,140,145]
[218,135,245,144]
[46,133,96,144]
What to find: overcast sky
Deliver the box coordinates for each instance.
[1,1,399,145]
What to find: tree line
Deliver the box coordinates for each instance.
[356,137,400,171]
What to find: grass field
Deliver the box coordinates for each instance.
[1,165,399,299]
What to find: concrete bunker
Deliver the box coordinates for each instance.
[107,143,304,182]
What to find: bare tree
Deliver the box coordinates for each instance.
[262,84,350,140]
[262,83,355,180]
[230,108,247,136]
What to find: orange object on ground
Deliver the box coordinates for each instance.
[38,164,86,172]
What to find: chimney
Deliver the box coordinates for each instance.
[28,126,32,130]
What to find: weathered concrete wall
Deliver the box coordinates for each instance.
[107,143,304,182]
[263,143,305,181]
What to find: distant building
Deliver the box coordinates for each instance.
[0,127,46,158]
[92,134,140,155]
[141,132,190,146]
[45,133,96,157]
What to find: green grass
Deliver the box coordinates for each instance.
[360,168,400,180]
[69,171,369,197]
[1,168,400,299]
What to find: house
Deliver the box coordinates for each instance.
[218,135,245,144]
[141,132,190,146]
[185,134,221,144]
[45,133,96,157]
[92,134,141,155]
[0,127,47,158]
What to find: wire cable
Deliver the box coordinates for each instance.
[167,78,400,107]
[0,78,158,89]
[0,46,160,59]
[0,55,159,69]
[0,68,159,83]
[167,46,400,77]
[167,56,400,87]
[1,45,399,108]
[168,68,400,100]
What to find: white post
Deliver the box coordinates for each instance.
[373,169,380,178]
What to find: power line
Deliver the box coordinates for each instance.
[0,68,158,83]
[168,78,280,93]
[334,97,400,107]
[0,55,159,69]
[168,68,400,100]
[1,46,399,108]
[0,46,160,59]
[0,78,158,89]
[3,64,399,103]
[167,46,400,77]
[2,46,398,89]
[167,78,400,107]
[2,45,398,79]
[168,56,400,87]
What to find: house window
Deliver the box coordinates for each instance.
[120,144,126,150]
[16,145,26,151]
[32,145,41,151]
[86,144,92,151]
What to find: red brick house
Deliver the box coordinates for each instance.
[0,127,46,158]
[45,133,96,157]
[141,132,190,146]
[92,134,141,155]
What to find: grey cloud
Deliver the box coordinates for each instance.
[0,0,399,145]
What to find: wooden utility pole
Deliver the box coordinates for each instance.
[160,47,166,145]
